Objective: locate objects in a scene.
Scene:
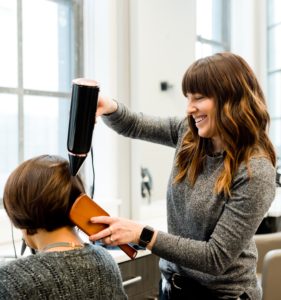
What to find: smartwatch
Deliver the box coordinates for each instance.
[138,225,154,248]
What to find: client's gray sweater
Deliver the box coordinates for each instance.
[0,244,127,300]
[103,102,276,300]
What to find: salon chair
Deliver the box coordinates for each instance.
[254,232,281,300]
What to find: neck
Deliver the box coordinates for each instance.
[26,226,83,252]
[211,136,224,154]
[41,241,84,252]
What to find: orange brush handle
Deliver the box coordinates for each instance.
[69,194,137,260]
[119,244,137,259]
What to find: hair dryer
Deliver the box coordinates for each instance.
[67,78,99,176]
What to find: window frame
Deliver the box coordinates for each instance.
[266,0,281,158]
[0,0,84,206]
[196,0,231,58]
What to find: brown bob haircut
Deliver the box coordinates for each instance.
[176,52,276,196]
[3,155,85,235]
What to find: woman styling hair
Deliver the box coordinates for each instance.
[90,52,276,299]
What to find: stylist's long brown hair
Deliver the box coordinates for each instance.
[175,52,276,196]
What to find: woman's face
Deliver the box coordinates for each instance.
[186,93,222,151]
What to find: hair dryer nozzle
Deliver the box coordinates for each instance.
[68,153,86,176]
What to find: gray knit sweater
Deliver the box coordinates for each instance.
[102,102,276,300]
[0,243,127,300]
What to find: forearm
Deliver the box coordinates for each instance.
[146,230,158,250]
[102,101,183,147]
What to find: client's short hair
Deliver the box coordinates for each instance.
[3,155,85,235]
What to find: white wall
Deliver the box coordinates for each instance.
[129,0,196,219]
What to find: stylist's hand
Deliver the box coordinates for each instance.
[96,95,118,117]
[89,216,143,246]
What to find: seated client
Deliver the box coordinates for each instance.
[0,155,127,300]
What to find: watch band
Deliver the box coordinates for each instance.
[138,225,154,248]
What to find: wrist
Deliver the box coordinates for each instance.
[138,225,155,249]
[109,99,118,114]
[146,230,157,250]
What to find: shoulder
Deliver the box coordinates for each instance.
[86,243,112,256]
[0,255,36,274]
[238,156,275,181]
[83,244,125,289]
[232,156,276,201]
[0,255,37,295]
[84,244,119,266]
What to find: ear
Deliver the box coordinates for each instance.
[21,229,37,251]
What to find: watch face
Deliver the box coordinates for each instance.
[139,226,154,247]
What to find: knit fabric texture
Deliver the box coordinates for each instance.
[102,102,276,300]
[0,243,127,300]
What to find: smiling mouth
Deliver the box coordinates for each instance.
[195,116,207,123]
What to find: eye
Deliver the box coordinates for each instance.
[186,93,206,101]
[194,95,205,100]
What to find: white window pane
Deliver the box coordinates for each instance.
[268,72,281,118]
[268,25,281,71]
[269,120,281,157]
[0,94,18,197]
[196,41,224,59]
[22,0,72,92]
[24,96,69,160]
[197,0,213,40]
[0,0,17,87]
[196,42,211,59]
[197,0,227,43]
[211,0,225,43]
[196,0,229,59]
[268,0,281,25]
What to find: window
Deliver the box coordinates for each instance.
[196,0,230,58]
[0,0,83,205]
[267,0,281,158]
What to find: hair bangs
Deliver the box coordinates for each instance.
[182,59,214,97]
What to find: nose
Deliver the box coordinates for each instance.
[187,101,197,115]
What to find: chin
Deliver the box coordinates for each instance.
[198,132,208,138]
[198,127,213,138]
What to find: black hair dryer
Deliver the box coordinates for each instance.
[67,78,99,176]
